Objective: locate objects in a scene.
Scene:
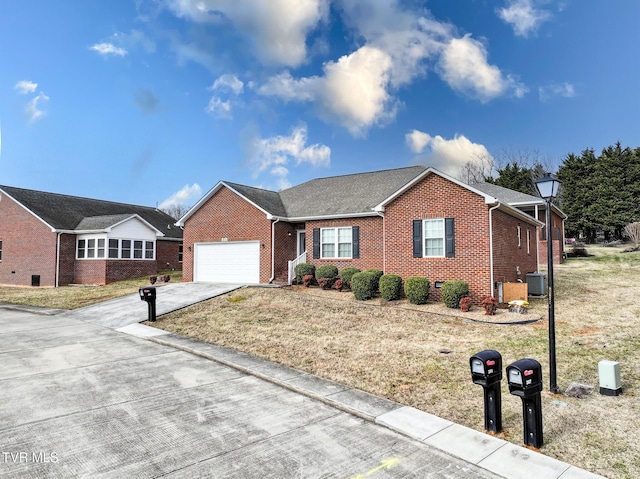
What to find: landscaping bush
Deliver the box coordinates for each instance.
[351,271,378,300]
[315,264,339,283]
[302,275,314,287]
[364,268,383,291]
[441,280,469,308]
[339,267,361,288]
[294,263,316,284]
[379,274,403,301]
[404,276,430,305]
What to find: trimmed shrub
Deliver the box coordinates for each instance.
[294,263,315,284]
[441,280,469,308]
[351,271,377,300]
[379,274,403,301]
[364,268,384,291]
[302,275,314,287]
[404,276,430,305]
[339,267,361,288]
[315,264,339,282]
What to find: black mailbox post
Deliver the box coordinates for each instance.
[470,350,503,433]
[139,286,157,322]
[506,358,543,448]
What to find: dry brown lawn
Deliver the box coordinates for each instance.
[0,271,181,310]
[152,247,640,479]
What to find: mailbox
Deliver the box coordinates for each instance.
[470,350,503,433]
[470,350,503,386]
[506,358,543,397]
[506,358,543,448]
[139,286,156,301]
[139,285,157,322]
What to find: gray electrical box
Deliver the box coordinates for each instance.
[526,273,546,296]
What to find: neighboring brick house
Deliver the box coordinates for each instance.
[0,185,183,287]
[178,166,565,301]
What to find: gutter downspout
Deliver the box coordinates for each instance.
[488,203,501,297]
[269,218,280,283]
[56,232,61,288]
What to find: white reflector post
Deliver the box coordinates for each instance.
[598,360,622,396]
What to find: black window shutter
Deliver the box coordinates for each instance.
[313,228,320,259]
[445,218,455,258]
[352,226,360,259]
[412,220,423,257]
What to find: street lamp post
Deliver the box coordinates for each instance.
[535,174,562,394]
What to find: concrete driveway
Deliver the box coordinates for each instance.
[58,282,244,328]
[0,285,603,478]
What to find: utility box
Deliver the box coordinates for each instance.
[526,273,546,296]
[598,360,622,396]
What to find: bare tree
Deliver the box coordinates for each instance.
[624,222,640,247]
[160,204,190,220]
[458,153,495,185]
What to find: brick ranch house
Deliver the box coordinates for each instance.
[177,166,565,301]
[0,185,183,287]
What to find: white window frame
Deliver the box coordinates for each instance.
[517,225,522,248]
[423,219,445,258]
[320,227,353,259]
[527,229,531,254]
[79,237,155,260]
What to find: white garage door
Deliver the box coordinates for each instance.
[194,241,260,283]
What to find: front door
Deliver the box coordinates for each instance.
[297,230,306,257]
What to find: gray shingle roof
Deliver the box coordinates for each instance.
[279,166,427,217]
[0,185,183,239]
[473,182,542,204]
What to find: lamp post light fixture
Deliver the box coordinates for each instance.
[535,174,562,394]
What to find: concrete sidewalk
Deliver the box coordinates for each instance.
[0,287,605,478]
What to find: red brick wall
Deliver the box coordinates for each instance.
[491,209,539,287]
[74,260,107,285]
[106,260,157,284]
[305,217,384,272]
[156,240,182,272]
[0,193,58,287]
[182,186,274,282]
[383,174,493,301]
[58,234,77,286]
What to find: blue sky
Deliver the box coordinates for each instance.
[1,1,639,211]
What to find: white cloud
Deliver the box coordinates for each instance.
[90,42,128,57]
[205,97,232,119]
[407,130,493,177]
[159,184,202,210]
[210,74,244,95]
[405,130,432,154]
[497,0,552,37]
[539,82,576,102]
[247,124,330,189]
[258,1,524,136]
[259,46,396,137]
[437,34,527,102]
[25,92,49,123]
[163,0,329,67]
[14,80,38,94]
